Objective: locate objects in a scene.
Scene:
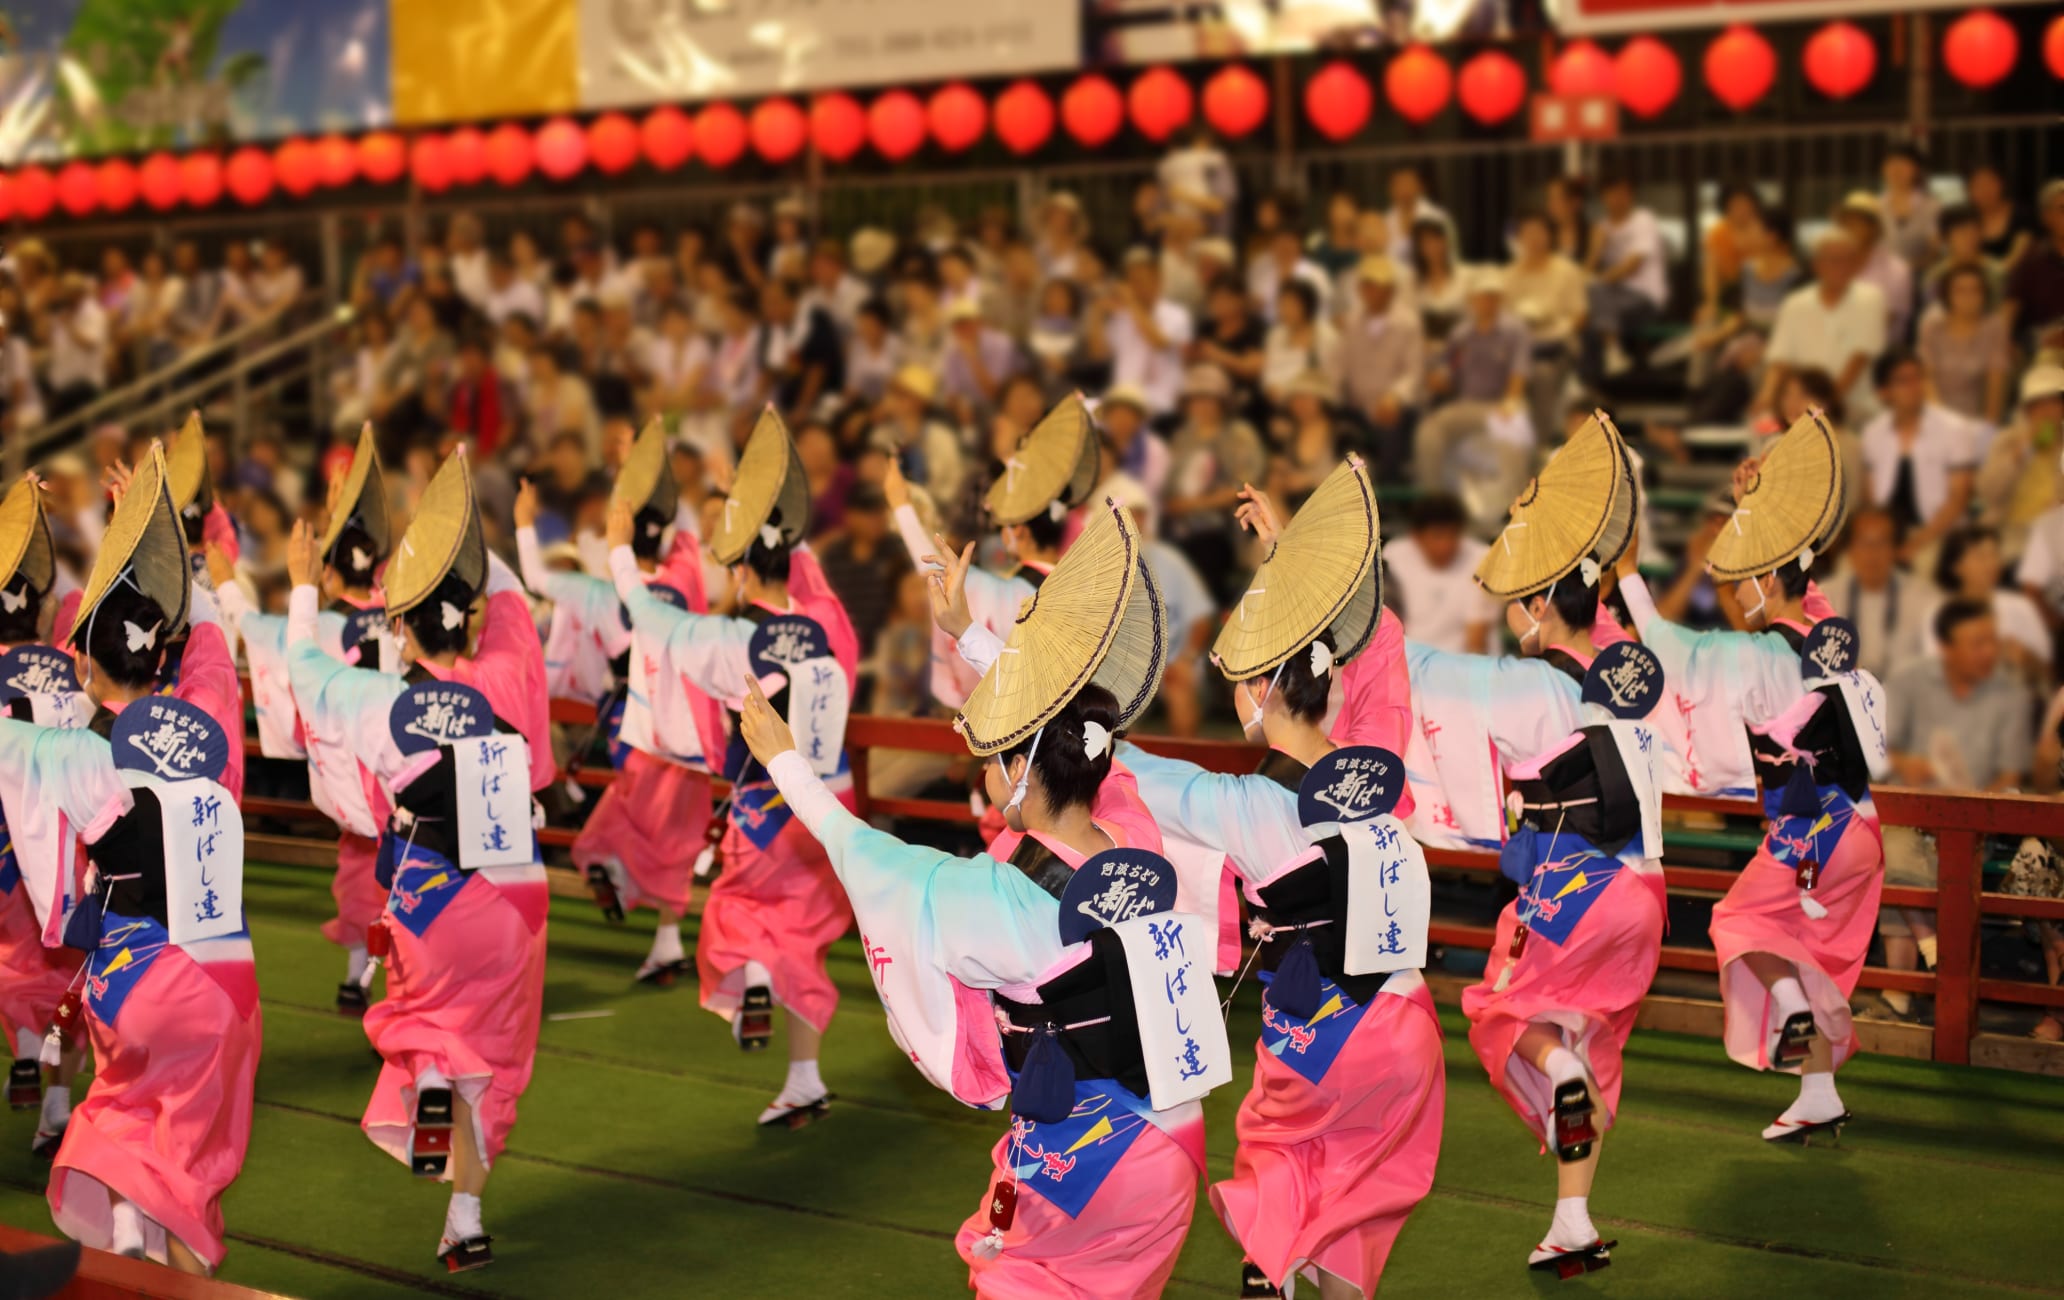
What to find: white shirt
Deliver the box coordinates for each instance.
[645,332,711,395]
[1767,280,1888,424]
[1599,207,1669,308]
[2015,504,2064,606]
[1383,534,1498,653]
[449,248,492,307]
[1861,403,1979,525]
[483,277,545,328]
[1,335,43,428]
[1107,298,1193,417]
[48,300,109,391]
[1245,257,1333,324]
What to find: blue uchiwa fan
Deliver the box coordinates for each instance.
[0,645,79,701]
[110,695,231,783]
[1800,618,1860,680]
[339,607,390,665]
[1297,746,1405,827]
[389,681,497,756]
[1581,642,1664,720]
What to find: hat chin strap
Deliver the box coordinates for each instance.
[1242,660,1291,738]
[1000,728,1045,833]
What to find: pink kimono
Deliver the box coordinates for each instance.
[0,644,86,1059]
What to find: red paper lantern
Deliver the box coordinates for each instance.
[641,107,695,170]
[587,112,639,174]
[1803,22,1876,99]
[1704,25,1775,111]
[485,123,534,186]
[225,147,274,205]
[750,98,808,163]
[993,81,1054,155]
[445,127,488,185]
[1458,50,1528,124]
[2046,13,2064,79]
[12,167,52,221]
[696,103,748,168]
[1201,64,1269,138]
[315,135,358,188]
[1305,61,1374,142]
[868,90,926,161]
[358,131,405,184]
[1062,75,1124,147]
[927,83,987,153]
[1386,45,1453,124]
[138,154,182,210]
[811,94,866,161]
[410,134,451,191]
[536,117,588,179]
[180,153,223,207]
[274,139,318,196]
[56,162,98,217]
[0,177,13,224]
[1614,36,1682,118]
[1943,9,2019,89]
[1128,66,1193,142]
[96,159,138,213]
[1550,39,1616,98]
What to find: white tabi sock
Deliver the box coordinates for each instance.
[780,1058,826,1105]
[743,959,774,992]
[39,1083,69,1132]
[1769,977,1809,1024]
[445,1192,483,1244]
[110,1200,145,1257]
[14,1027,40,1061]
[1779,1070,1846,1125]
[1542,1045,1586,1090]
[648,922,685,967]
[1916,935,1939,969]
[1545,1196,1598,1249]
[345,945,369,985]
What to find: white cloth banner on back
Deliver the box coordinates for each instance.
[454,736,535,870]
[24,690,89,731]
[1831,673,1891,781]
[1340,817,1431,976]
[1604,720,1666,862]
[1113,911,1233,1111]
[154,776,245,946]
[764,657,850,779]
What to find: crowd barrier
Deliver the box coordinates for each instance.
[236,684,2064,1068]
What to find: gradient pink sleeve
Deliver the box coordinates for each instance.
[788,547,862,695]
[1328,609,1417,820]
[174,620,248,800]
[204,504,241,564]
[1803,579,1836,623]
[467,589,559,789]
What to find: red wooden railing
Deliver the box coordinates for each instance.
[0,1222,283,1299]
[238,688,2064,1067]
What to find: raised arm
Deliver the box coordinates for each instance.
[608,543,753,704]
[1117,742,1312,886]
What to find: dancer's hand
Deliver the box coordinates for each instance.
[514,478,539,530]
[924,533,975,640]
[204,542,237,591]
[605,500,634,551]
[739,676,795,764]
[882,455,910,512]
[1234,483,1282,545]
[286,520,319,590]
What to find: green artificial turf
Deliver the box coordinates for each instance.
[1,861,2057,1298]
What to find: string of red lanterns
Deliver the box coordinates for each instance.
[4,32,2053,224]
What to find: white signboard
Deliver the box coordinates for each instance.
[1113,911,1233,1111]
[578,0,1081,106]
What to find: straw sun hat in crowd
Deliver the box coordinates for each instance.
[165,410,214,529]
[1474,412,1635,602]
[955,500,1167,756]
[384,447,486,618]
[708,406,810,567]
[1705,410,1847,583]
[1211,454,1382,682]
[318,423,392,571]
[986,392,1100,528]
[613,417,679,521]
[0,475,57,601]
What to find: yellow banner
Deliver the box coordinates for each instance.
[392,0,579,125]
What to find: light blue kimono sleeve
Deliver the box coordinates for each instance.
[768,751,1064,987]
[285,588,406,765]
[539,569,621,629]
[0,719,124,833]
[1118,743,1307,884]
[1406,640,1583,768]
[1619,574,1802,727]
[611,547,753,703]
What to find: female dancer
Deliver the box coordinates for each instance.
[283,448,554,1270]
[608,408,859,1126]
[743,501,1234,1298]
[517,420,722,983]
[5,446,258,1274]
[1614,412,1887,1140]
[1123,459,1445,1299]
[0,478,92,1154]
[1413,418,1669,1277]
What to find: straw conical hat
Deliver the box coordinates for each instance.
[710,407,810,566]
[612,417,678,519]
[1474,413,1623,600]
[956,500,1168,755]
[165,411,213,522]
[987,393,1101,527]
[0,477,57,597]
[1707,411,1844,582]
[384,449,486,617]
[318,424,392,567]
[1592,414,1641,570]
[67,445,191,647]
[1212,455,1381,680]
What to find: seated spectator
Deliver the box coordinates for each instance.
[445,212,491,309]
[1035,191,1088,281]
[1978,365,2064,562]
[1097,249,1192,420]
[125,249,185,373]
[1266,372,1340,506]
[937,244,987,318]
[987,239,1042,343]
[1922,525,2052,688]
[1247,224,1331,325]
[1163,364,1266,601]
[759,276,843,419]
[1581,173,1670,382]
[1419,268,1533,532]
[1878,143,1941,272]
[644,299,712,417]
[521,343,602,461]
[530,430,607,534]
[245,237,305,325]
[816,483,906,656]
[869,365,964,510]
[1838,191,1915,344]
[1410,217,1467,342]
[1260,279,1341,409]
[1098,386,1169,499]
[1968,162,2032,265]
[1339,255,1424,480]
[804,237,870,337]
[1307,190,1364,279]
[1860,349,1977,565]
[1698,184,1765,323]
[332,311,393,435]
[766,197,811,282]
[1923,204,2006,309]
[482,251,545,328]
[1546,174,1592,265]
[707,283,765,417]
[938,299,1021,424]
[1506,209,1589,440]
[1158,206,1209,314]
[443,332,514,458]
[1157,126,1237,237]
[1384,493,1497,653]
[354,235,418,314]
[43,273,110,421]
[2006,180,2064,352]
[1687,207,1802,425]
[1825,506,1929,682]
[1882,598,2033,1014]
[1190,273,1267,423]
[1385,165,1454,268]
[1917,264,2012,428]
[897,268,948,374]
[0,309,45,437]
[841,298,903,407]
[1759,228,1888,425]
